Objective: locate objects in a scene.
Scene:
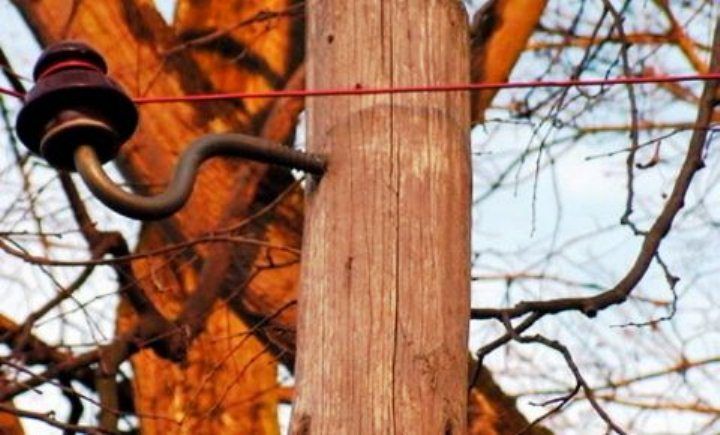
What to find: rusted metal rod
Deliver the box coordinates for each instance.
[74,133,326,220]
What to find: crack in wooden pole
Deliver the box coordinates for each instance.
[292,0,471,433]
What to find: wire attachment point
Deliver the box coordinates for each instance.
[15,41,138,170]
[14,41,327,220]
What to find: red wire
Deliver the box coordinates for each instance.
[37,60,102,79]
[3,72,720,104]
[132,72,720,104]
[0,86,24,99]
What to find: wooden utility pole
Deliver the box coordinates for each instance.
[293,0,471,433]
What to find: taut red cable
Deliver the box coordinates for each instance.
[4,72,720,104]
[0,86,24,99]
[131,72,720,104]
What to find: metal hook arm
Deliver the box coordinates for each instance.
[74,133,326,220]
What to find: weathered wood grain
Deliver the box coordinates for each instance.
[293,0,471,433]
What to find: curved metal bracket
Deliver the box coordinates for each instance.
[74,133,326,220]
[15,42,327,221]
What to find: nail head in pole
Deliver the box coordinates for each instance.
[15,41,138,171]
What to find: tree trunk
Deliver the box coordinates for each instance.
[0,405,24,435]
[11,1,290,432]
[470,0,547,122]
[292,0,471,433]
